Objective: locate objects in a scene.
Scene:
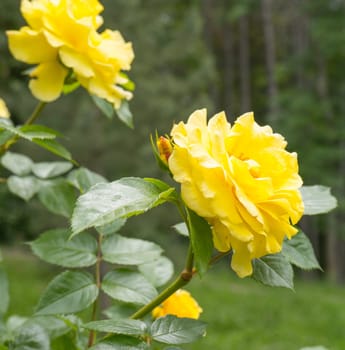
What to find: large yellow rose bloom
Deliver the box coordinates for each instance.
[168,109,304,278]
[0,98,10,118]
[152,289,202,320]
[7,0,134,107]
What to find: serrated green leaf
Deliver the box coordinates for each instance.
[0,129,13,146]
[252,254,294,289]
[151,315,206,344]
[18,125,61,140]
[32,162,73,179]
[35,271,98,315]
[282,231,321,270]
[115,101,133,128]
[11,323,50,350]
[38,179,76,218]
[71,177,173,236]
[0,267,9,315]
[83,319,147,336]
[0,123,58,141]
[1,152,33,175]
[30,228,97,268]
[138,256,174,287]
[103,303,138,320]
[186,209,213,276]
[96,218,127,236]
[27,316,70,340]
[90,335,148,350]
[92,95,114,120]
[101,269,157,305]
[101,234,163,265]
[300,185,337,215]
[32,139,72,161]
[7,176,40,201]
[67,167,107,193]
[172,222,189,237]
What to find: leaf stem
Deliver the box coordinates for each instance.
[130,242,194,320]
[87,233,103,348]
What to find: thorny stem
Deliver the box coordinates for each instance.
[87,234,103,348]
[130,242,194,320]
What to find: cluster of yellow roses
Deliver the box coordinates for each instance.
[6,0,134,108]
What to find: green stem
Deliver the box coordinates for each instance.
[24,101,47,125]
[88,234,103,348]
[130,243,194,320]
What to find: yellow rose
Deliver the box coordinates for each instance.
[0,98,10,118]
[168,109,304,278]
[152,289,202,319]
[7,0,134,106]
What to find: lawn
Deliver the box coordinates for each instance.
[2,246,345,350]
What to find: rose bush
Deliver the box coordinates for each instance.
[167,109,304,277]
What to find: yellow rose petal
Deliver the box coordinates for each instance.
[29,61,68,102]
[7,27,57,64]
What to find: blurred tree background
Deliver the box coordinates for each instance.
[0,0,344,280]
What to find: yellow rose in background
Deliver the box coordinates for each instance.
[152,289,202,319]
[168,109,304,278]
[0,98,10,118]
[6,0,134,107]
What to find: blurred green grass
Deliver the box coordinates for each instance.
[2,247,345,350]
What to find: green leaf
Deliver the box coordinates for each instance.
[151,315,206,344]
[138,256,174,287]
[32,139,72,161]
[282,231,321,270]
[1,152,33,175]
[0,123,59,141]
[92,95,114,120]
[7,176,40,201]
[101,269,157,305]
[103,303,138,320]
[300,185,337,215]
[18,125,61,140]
[101,234,163,265]
[252,254,294,289]
[90,335,148,350]
[32,162,73,179]
[83,319,147,336]
[0,129,13,146]
[30,228,97,268]
[67,167,107,193]
[115,101,133,128]
[0,267,9,315]
[71,177,174,236]
[96,218,127,236]
[186,209,213,276]
[11,323,50,350]
[38,179,76,218]
[27,316,70,339]
[35,271,98,315]
[172,222,189,237]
